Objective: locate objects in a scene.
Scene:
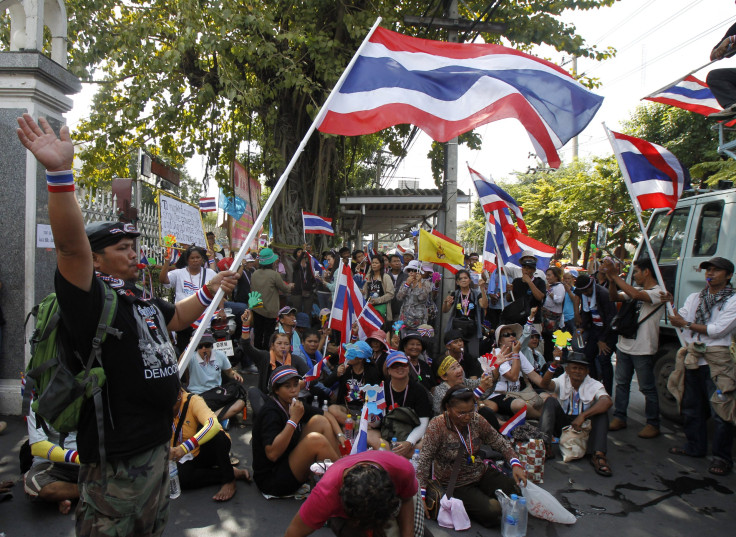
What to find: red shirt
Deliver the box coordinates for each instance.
[298,451,418,529]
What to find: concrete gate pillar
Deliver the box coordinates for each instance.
[0,0,80,413]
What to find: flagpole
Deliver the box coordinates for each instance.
[179,17,384,375]
[301,210,307,246]
[602,123,686,347]
[486,216,506,309]
[642,59,718,99]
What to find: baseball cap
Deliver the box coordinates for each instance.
[699,257,735,274]
[573,274,593,295]
[269,365,301,392]
[295,312,311,328]
[385,351,409,368]
[244,254,255,263]
[278,306,297,317]
[199,331,215,345]
[404,260,422,273]
[86,221,140,251]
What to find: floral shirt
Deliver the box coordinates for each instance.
[397,280,432,328]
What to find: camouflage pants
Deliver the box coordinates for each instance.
[76,443,169,537]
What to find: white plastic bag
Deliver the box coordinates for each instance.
[437,495,471,531]
[521,482,576,524]
[559,419,591,462]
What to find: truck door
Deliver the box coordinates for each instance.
[677,200,727,304]
[641,206,692,299]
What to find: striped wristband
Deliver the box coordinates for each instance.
[509,458,523,468]
[180,437,198,454]
[46,170,75,192]
[196,287,213,307]
[473,387,485,399]
[547,364,558,374]
[64,449,79,463]
[287,420,298,429]
[421,488,426,499]
[242,326,251,334]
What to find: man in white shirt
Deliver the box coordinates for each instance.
[539,351,613,476]
[604,258,668,439]
[669,257,736,476]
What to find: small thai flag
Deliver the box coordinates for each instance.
[199,197,217,212]
[499,405,527,437]
[304,357,326,383]
[169,249,180,264]
[146,317,158,330]
[302,211,334,236]
[306,251,324,278]
[375,382,386,411]
[350,404,370,455]
[358,302,384,336]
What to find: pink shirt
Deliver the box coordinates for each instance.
[299,451,418,529]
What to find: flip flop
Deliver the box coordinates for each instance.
[709,459,732,476]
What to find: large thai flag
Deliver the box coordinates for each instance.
[469,167,528,234]
[302,211,335,235]
[350,404,370,455]
[329,261,365,362]
[608,130,691,211]
[644,75,721,116]
[317,27,603,168]
[499,406,526,437]
[508,230,556,271]
[430,229,464,274]
[488,211,520,264]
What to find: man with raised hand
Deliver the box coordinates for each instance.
[16,114,238,537]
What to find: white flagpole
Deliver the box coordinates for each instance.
[179,17,384,375]
[486,215,508,309]
[602,123,686,347]
[642,60,718,100]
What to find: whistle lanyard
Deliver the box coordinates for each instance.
[273,397,301,431]
[409,360,423,382]
[388,383,408,410]
[453,423,474,464]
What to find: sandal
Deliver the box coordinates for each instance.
[668,447,703,458]
[590,453,612,477]
[709,459,733,476]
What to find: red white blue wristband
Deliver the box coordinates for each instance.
[64,449,79,463]
[547,364,558,374]
[509,458,523,468]
[196,287,213,307]
[242,326,251,334]
[287,420,298,429]
[473,387,486,399]
[46,170,75,192]
[421,488,426,499]
[180,437,198,454]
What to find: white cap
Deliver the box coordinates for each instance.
[244,254,255,262]
[404,260,422,273]
[404,249,415,257]
[421,262,433,273]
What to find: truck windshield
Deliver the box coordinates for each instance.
[647,207,690,263]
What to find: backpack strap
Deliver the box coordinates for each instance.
[636,302,665,327]
[172,394,194,448]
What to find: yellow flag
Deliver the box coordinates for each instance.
[418,229,464,266]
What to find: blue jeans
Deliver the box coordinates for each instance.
[613,351,659,427]
[682,365,734,464]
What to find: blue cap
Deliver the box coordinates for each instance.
[385,351,409,368]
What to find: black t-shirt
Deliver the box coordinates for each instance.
[386,379,432,418]
[511,276,547,323]
[252,397,321,479]
[366,278,385,300]
[408,358,435,392]
[233,268,254,303]
[55,271,179,462]
[459,352,483,378]
[336,363,381,410]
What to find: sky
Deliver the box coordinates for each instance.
[65,0,733,222]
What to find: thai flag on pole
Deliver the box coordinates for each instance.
[357,302,384,335]
[329,261,365,362]
[199,197,217,212]
[488,212,521,264]
[607,129,691,211]
[482,230,498,275]
[350,404,371,455]
[302,211,335,235]
[644,75,721,116]
[190,309,220,329]
[306,251,325,278]
[469,166,528,234]
[508,230,556,271]
[499,406,527,437]
[317,27,603,168]
[304,357,327,383]
[430,229,465,274]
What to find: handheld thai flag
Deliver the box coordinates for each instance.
[317,26,603,168]
[191,309,220,329]
[644,75,721,116]
[357,302,384,336]
[302,210,335,236]
[499,405,527,437]
[329,261,366,362]
[304,357,327,383]
[508,230,556,271]
[469,166,527,234]
[199,197,217,212]
[350,404,370,455]
[487,211,520,265]
[606,129,691,211]
[306,251,325,278]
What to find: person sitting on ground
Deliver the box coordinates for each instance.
[367,352,432,458]
[399,330,435,393]
[283,451,420,537]
[433,355,503,431]
[365,329,390,380]
[239,309,309,393]
[185,331,246,422]
[326,341,380,426]
[294,328,333,404]
[251,366,343,497]
[24,407,79,514]
[277,306,303,352]
[416,385,527,528]
[538,349,613,476]
[486,319,548,419]
[170,388,251,501]
[443,328,483,380]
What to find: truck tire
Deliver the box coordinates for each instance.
[654,346,682,423]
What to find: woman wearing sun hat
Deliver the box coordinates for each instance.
[250,247,294,349]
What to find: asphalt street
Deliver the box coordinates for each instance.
[1,373,734,537]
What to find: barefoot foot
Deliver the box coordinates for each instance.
[234,468,252,483]
[58,499,72,514]
[213,481,236,501]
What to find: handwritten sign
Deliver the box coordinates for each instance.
[158,192,206,248]
[37,224,55,248]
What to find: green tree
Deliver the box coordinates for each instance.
[7,0,615,244]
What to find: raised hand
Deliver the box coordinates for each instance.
[16,114,74,172]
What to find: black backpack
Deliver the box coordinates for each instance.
[611,299,664,339]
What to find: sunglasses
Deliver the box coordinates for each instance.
[389,362,409,369]
[407,269,418,273]
[499,332,515,339]
[197,343,213,349]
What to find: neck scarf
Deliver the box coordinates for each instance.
[270,349,292,369]
[95,271,152,303]
[695,284,735,325]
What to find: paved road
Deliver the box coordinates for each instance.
[1,374,734,537]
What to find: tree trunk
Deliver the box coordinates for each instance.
[570,227,579,265]
[582,223,594,269]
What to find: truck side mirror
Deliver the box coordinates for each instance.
[596,224,608,249]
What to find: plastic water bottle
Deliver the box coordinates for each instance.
[322,401,329,414]
[169,460,181,499]
[411,449,421,471]
[391,436,399,451]
[517,497,528,536]
[715,389,728,402]
[501,514,518,537]
[505,494,520,537]
[378,442,388,451]
[344,414,355,442]
[312,398,319,409]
